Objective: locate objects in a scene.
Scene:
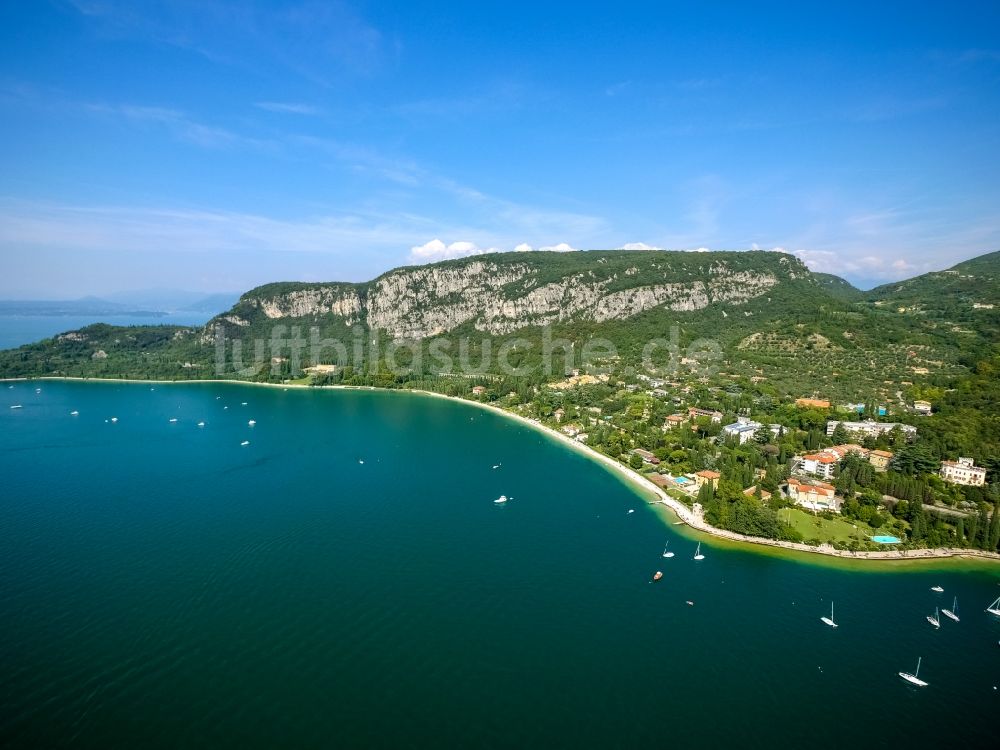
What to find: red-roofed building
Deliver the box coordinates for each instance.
[694,469,721,490]
[786,477,840,512]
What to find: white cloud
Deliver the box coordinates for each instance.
[408,239,499,262]
[618,242,662,250]
[514,243,534,252]
[538,242,578,252]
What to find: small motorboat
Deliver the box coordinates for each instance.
[70,410,78,416]
[492,464,501,469]
[10,405,22,409]
[931,585,944,593]
[627,509,635,514]
[110,417,118,423]
[652,571,663,581]
[686,600,694,606]
[241,402,247,406]
[169,418,178,423]
[494,495,508,504]
[248,420,256,426]
[197,421,205,427]
[240,440,250,446]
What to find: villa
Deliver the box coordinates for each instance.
[940,457,987,486]
[694,469,721,490]
[630,449,660,465]
[662,413,687,431]
[786,477,840,512]
[688,407,723,424]
[722,416,763,444]
[794,444,893,479]
[912,400,932,414]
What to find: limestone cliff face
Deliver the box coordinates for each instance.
[211,251,803,340]
[250,287,363,324]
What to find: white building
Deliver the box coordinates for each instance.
[722,417,763,444]
[940,457,986,486]
[826,420,917,440]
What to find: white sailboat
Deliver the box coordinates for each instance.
[494,495,508,504]
[820,602,837,628]
[941,597,959,622]
[930,585,944,593]
[898,656,928,687]
[985,596,1000,617]
[693,542,705,561]
[662,542,675,558]
[926,607,940,629]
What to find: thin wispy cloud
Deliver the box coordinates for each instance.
[87,103,271,150]
[254,101,322,115]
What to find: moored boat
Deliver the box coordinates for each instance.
[821,602,838,628]
[941,597,959,622]
[898,657,928,687]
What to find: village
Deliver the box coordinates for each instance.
[470,375,993,551]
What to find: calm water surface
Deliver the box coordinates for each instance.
[1,381,998,748]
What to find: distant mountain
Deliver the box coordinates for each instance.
[0,298,167,317]
[811,272,862,301]
[102,289,239,314]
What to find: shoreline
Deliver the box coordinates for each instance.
[8,374,1000,568]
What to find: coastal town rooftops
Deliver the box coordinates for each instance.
[802,452,838,464]
[870,449,893,458]
[787,477,835,495]
[695,469,721,479]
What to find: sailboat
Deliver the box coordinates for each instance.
[898,657,928,687]
[930,585,944,593]
[494,495,508,504]
[693,542,705,561]
[941,597,959,622]
[821,602,837,628]
[926,607,940,629]
[985,596,1000,617]
[662,542,675,558]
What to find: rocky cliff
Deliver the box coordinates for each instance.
[208,250,814,340]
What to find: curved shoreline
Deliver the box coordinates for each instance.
[9,374,1000,568]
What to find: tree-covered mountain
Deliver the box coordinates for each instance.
[1,249,997,404]
[811,272,863,302]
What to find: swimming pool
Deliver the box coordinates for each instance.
[872,535,902,544]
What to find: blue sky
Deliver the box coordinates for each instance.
[1,0,999,297]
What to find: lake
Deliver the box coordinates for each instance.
[1,380,998,748]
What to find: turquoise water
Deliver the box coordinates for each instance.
[873,535,903,544]
[1,380,998,748]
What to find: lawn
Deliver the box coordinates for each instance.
[780,507,874,545]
